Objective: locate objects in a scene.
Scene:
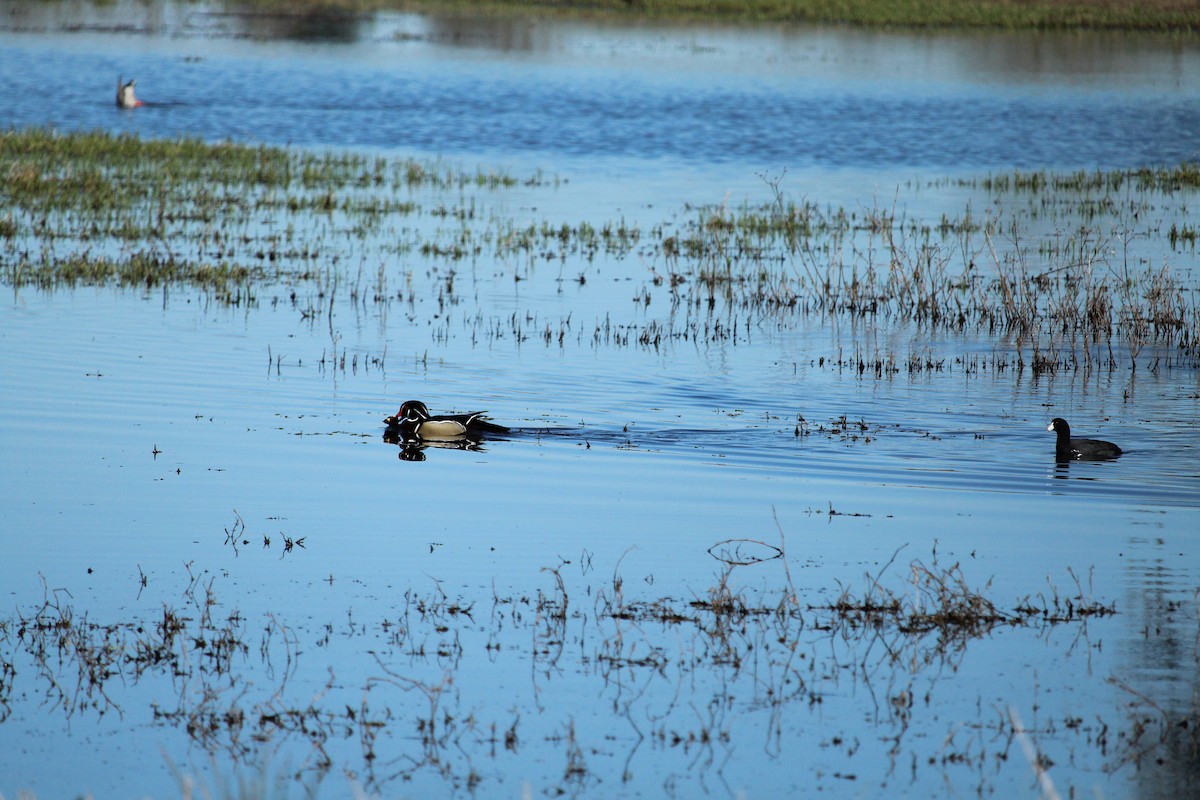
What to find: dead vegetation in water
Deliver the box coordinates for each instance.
[818,546,1116,653]
[1,527,1193,798]
[637,170,1200,372]
[591,541,1118,671]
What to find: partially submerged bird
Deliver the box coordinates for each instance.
[1047,418,1122,461]
[384,400,509,441]
[116,76,144,109]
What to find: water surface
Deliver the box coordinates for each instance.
[1,5,1199,799]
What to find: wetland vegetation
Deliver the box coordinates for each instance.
[215,0,1200,32]
[2,24,1199,795]
[4,524,1183,798]
[4,128,1198,376]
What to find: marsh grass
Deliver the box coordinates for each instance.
[1,129,538,199]
[3,128,1198,375]
[0,128,549,301]
[232,0,1200,31]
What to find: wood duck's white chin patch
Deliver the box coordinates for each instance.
[418,420,469,440]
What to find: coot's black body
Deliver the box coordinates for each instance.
[1047,418,1122,461]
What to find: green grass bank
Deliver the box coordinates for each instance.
[238,0,1200,31]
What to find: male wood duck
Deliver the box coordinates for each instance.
[116,76,144,109]
[384,400,509,441]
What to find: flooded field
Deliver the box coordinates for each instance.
[1,3,1199,798]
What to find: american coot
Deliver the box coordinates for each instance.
[384,400,509,441]
[1047,418,1123,461]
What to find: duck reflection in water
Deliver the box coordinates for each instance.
[383,400,509,460]
[383,427,494,461]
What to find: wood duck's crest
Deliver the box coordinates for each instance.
[384,400,432,427]
[384,400,508,441]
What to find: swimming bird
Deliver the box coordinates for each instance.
[1047,418,1122,461]
[116,76,144,109]
[384,400,509,441]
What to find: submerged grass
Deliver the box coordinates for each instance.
[976,163,1200,194]
[3,127,1199,374]
[0,127,552,298]
[1,128,540,199]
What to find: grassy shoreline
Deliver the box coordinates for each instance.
[241,0,1200,32]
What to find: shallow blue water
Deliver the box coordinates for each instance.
[5,5,1200,208]
[1,6,1200,799]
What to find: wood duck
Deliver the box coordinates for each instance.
[1047,418,1122,461]
[116,77,144,109]
[384,400,509,441]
